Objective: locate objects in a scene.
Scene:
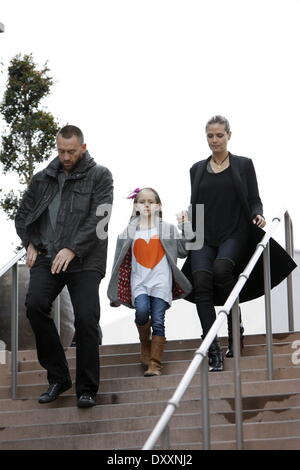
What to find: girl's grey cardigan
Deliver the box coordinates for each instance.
[107,217,193,308]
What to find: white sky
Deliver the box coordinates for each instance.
[0,0,299,325]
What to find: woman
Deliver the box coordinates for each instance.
[182,115,296,372]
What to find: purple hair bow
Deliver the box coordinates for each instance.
[127,188,141,199]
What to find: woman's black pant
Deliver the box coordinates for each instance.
[190,238,246,338]
[25,255,102,397]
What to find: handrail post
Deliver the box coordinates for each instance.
[11,263,19,399]
[201,355,210,449]
[263,242,273,380]
[161,424,170,449]
[232,298,243,449]
[284,212,295,331]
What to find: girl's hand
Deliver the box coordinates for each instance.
[176,210,189,224]
[252,214,266,228]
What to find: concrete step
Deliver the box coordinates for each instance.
[1,384,300,426]
[149,417,300,447]
[2,391,300,426]
[2,353,299,388]
[0,429,163,450]
[2,404,300,442]
[2,372,300,405]
[15,331,300,361]
[1,417,300,450]
[2,366,300,400]
[16,342,299,373]
[175,436,300,450]
[1,360,300,402]
[1,332,300,450]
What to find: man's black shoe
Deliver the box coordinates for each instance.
[77,393,97,408]
[38,381,72,404]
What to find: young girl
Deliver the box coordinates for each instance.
[107,187,193,376]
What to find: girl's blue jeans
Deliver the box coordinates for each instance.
[134,294,168,337]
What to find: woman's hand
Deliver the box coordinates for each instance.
[252,214,266,228]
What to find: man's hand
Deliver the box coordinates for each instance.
[51,248,76,274]
[26,243,38,268]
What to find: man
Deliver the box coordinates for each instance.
[15,125,113,407]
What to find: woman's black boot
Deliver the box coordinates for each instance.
[225,310,244,358]
[192,271,224,372]
[192,271,216,338]
[208,338,224,372]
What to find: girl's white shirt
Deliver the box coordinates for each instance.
[131,226,172,306]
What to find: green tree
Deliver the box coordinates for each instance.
[0,53,59,219]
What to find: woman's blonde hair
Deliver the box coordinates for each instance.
[206,115,231,134]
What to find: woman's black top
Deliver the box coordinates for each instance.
[198,162,248,246]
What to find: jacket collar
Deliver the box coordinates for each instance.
[45,151,95,180]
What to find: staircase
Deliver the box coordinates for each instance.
[1,332,300,450]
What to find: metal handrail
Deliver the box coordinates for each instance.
[0,248,26,399]
[0,248,61,399]
[0,248,26,278]
[142,208,295,450]
[285,212,295,330]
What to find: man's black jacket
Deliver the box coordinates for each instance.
[15,151,113,277]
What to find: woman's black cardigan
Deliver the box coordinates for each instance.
[182,153,297,304]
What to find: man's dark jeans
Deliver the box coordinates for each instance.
[25,255,102,397]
